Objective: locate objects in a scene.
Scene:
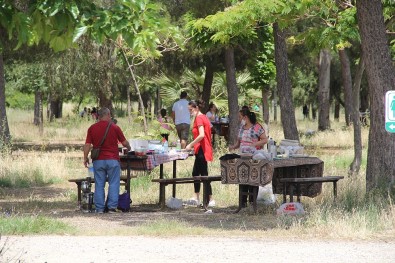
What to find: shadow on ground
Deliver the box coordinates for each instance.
[0,185,280,233]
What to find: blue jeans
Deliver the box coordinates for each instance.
[93,160,121,212]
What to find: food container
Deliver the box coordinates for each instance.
[148,140,163,152]
[135,146,147,156]
[220,117,229,123]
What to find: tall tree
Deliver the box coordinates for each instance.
[317,49,332,131]
[273,23,299,140]
[356,0,395,191]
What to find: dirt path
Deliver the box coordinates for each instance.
[2,235,394,263]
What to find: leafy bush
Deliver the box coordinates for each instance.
[5,91,34,110]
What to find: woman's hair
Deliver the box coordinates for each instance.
[160,108,167,118]
[207,102,216,113]
[189,99,205,110]
[240,109,257,124]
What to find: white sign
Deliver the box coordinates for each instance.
[385,90,395,133]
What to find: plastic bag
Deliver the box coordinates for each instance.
[166,197,183,209]
[276,202,305,216]
[257,183,276,205]
[118,192,132,212]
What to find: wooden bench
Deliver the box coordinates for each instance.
[279,176,344,203]
[151,176,222,210]
[68,176,128,208]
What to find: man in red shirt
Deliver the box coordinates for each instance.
[83,107,131,213]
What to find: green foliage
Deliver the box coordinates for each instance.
[4,90,34,109]
[0,215,73,234]
[5,59,47,94]
[0,168,59,188]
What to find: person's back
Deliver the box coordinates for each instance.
[172,93,190,125]
[172,91,190,148]
[83,107,131,214]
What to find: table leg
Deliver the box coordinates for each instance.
[296,183,301,203]
[282,181,287,204]
[126,159,131,194]
[203,181,209,211]
[159,164,164,205]
[234,185,243,213]
[159,183,166,209]
[252,186,258,213]
[172,160,176,198]
[289,184,294,202]
[333,181,338,202]
[77,182,82,209]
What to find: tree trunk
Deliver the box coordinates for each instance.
[202,57,215,113]
[339,49,353,126]
[273,93,277,122]
[273,23,299,140]
[312,104,317,120]
[48,94,62,121]
[356,0,395,191]
[98,89,113,113]
[0,53,11,147]
[121,49,147,133]
[318,49,332,131]
[34,90,44,135]
[350,56,365,175]
[127,83,132,123]
[262,87,269,125]
[224,47,239,146]
[334,102,340,121]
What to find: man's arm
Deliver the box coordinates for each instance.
[83,143,91,167]
[171,111,175,122]
[121,140,131,151]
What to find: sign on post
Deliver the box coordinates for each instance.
[385,90,395,133]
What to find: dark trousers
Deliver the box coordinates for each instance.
[192,147,212,195]
[241,185,257,206]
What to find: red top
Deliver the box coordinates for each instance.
[192,114,213,162]
[85,121,127,161]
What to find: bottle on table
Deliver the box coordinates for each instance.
[268,138,277,159]
[176,139,181,151]
[163,139,168,153]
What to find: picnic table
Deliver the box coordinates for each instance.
[120,151,191,205]
[220,156,327,212]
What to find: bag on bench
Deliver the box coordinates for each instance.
[118,192,132,212]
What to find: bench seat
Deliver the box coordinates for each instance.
[151,176,222,210]
[279,176,344,203]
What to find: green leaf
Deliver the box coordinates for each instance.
[72,26,88,42]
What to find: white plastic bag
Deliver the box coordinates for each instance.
[276,202,305,216]
[257,183,276,205]
[166,197,183,209]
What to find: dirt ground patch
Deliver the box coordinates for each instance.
[0,184,279,234]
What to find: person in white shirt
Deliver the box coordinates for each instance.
[172,91,190,149]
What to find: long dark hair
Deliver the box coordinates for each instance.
[207,102,216,114]
[240,109,257,124]
[189,99,205,111]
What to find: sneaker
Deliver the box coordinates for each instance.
[208,200,216,208]
[107,208,118,214]
[185,198,200,207]
[95,210,104,214]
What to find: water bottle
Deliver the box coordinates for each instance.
[163,140,168,152]
[268,138,274,149]
[176,139,181,151]
[87,163,94,178]
[268,138,276,159]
